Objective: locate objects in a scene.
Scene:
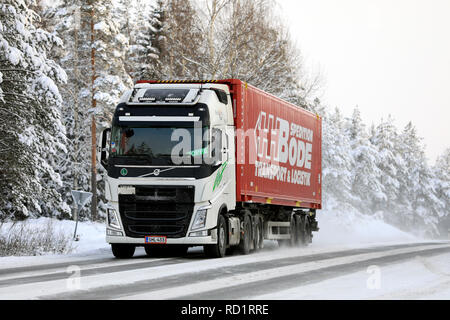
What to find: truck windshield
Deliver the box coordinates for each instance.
[110,125,209,165]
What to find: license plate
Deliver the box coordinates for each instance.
[145,236,167,244]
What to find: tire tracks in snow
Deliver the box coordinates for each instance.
[28,242,449,300]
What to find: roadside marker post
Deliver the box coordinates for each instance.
[71,190,93,241]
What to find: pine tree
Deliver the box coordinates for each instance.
[47,0,132,220]
[0,0,69,219]
[91,0,132,120]
[123,0,162,80]
[398,122,440,236]
[321,108,355,209]
[370,116,404,226]
[433,148,450,237]
[154,0,205,79]
[45,0,94,219]
[345,107,384,213]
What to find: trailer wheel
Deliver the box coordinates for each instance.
[297,216,312,246]
[294,214,305,246]
[257,217,265,250]
[254,217,264,251]
[238,214,252,255]
[204,214,227,258]
[290,215,299,246]
[111,244,135,259]
[303,217,312,245]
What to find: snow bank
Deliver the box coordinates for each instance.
[314,199,419,246]
[0,217,108,258]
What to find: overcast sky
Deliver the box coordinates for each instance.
[278,0,450,164]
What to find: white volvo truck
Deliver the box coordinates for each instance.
[99,79,322,258]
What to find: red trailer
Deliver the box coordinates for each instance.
[224,79,322,210]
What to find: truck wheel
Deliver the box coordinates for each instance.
[111,244,135,259]
[204,214,227,258]
[238,214,252,255]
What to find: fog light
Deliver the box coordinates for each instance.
[189,230,208,237]
[107,228,123,236]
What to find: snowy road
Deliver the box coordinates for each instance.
[0,241,449,300]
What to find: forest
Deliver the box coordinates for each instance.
[0,0,449,239]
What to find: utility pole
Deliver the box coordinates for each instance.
[90,1,97,221]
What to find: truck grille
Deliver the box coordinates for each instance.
[118,185,195,238]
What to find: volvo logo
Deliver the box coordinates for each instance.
[138,167,177,178]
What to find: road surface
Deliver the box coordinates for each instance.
[0,241,449,299]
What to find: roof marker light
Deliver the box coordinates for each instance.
[138,97,156,102]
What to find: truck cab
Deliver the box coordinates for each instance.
[100,81,236,258]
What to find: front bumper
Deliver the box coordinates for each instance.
[106,234,217,245]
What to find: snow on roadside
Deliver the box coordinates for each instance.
[251,251,450,300]
[0,217,109,268]
[313,199,420,247]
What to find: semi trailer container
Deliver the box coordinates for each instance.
[99,79,322,258]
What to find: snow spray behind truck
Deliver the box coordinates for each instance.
[98,79,322,258]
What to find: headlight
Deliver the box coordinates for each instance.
[107,208,121,230]
[191,207,210,230]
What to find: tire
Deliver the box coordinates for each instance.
[297,215,311,246]
[303,217,312,245]
[238,214,252,255]
[295,214,305,246]
[258,217,265,250]
[111,244,135,259]
[290,215,298,246]
[254,217,264,251]
[204,214,227,258]
[145,245,188,257]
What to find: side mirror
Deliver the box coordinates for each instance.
[98,128,111,169]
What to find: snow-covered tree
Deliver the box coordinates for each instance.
[44,0,94,219]
[199,0,321,104]
[370,116,406,226]
[151,0,205,79]
[121,0,162,80]
[345,107,384,212]
[47,0,132,220]
[432,148,450,237]
[320,108,355,209]
[0,0,69,219]
[91,0,133,120]
[398,122,440,236]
